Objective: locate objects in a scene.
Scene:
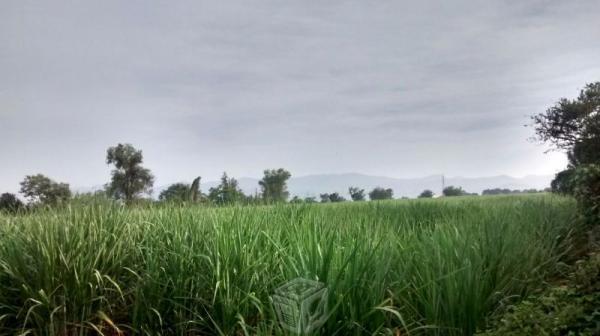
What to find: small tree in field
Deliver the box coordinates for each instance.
[208,172,246,205]
[348,187,366,201]
[328,192,346,202]
[443,186,466,197]
[418,189,434,198]
[369,187,393,200]
[19,174,71,206]
[319,193,346,203]
[106,143,154,203]
[159,183,190,203]
[259,168,291,202]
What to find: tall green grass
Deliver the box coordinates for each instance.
[0,195,579,335]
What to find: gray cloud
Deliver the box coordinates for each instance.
[1,0,599,192]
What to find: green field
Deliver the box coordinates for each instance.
[0,195,580,335]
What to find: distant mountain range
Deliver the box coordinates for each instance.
[158,173,553,199]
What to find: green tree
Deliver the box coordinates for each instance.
[368,187,393,200]
[319,193,345,203]
[328,192,346,202]
[159,183,190,203]
[259,168,291,202]
[418,189,434,198]
[532,82,600,223]
[106,143,154,203]
[303,196,317,203]
[550,169,576,194]
[208,172,246,205]
[532,82,600,165]
[19,174,71,206]
[348,187,366,201]
[0,193,24,213]
[443,186,466,197]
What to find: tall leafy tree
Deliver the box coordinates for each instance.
[348,187,366,201]
[259,168,291,202]
[532,82,600,223]
[19,174,71,205]
[208,172,246,205]
[106,143,154,203]
[368,187,393,200]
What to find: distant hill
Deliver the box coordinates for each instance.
[182,173,553,199]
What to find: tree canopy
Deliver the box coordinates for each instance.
[368,187,393,200]
[532,82,600,165]
[259,168,291,202]
[532,81,600,223]
[0,193,24,213]
[442,186,466,197]
[348,187,366,201]
[418,189,434,198]
[106,143,154,203]
[208,172,246,205]
[159,183,191,203]
[19,174,71,205]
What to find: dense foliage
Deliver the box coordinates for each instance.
[419,189,434,198]
[533,82,600,226]
[348,186,366,201]
[478,251,600,336]
[158,183,192,203]
[106,143,154,203]
[19,174,71,206]
[0,193,24,213]
[368,187,393,200]
[207,172,246,205]
[442,185,467,197]
[258,168,291,202]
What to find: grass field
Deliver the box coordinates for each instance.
[0,195,580,335]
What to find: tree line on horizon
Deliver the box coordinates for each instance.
[8,76,598,215]
[0,140,550,213]
[0,145,546,214]
[0,142,422,212]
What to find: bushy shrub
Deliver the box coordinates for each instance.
[571,164,600,225]
[478,252,600,336]
[0,193,24,213]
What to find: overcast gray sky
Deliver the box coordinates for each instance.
[1,0,599,192]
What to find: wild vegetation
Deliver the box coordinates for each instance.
[0,195,581,335]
